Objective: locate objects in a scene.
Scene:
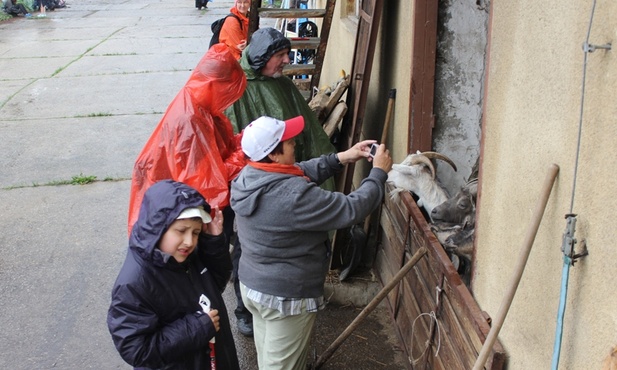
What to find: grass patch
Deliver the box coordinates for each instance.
[74,112,113,117]
[71,173,97,185]
[52,66,65,76]
[2,175,130,190]
[102,52,137,56]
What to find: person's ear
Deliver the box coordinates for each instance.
[267,153,278,163]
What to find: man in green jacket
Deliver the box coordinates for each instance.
[225,27,335,165]
[225,27,335,338]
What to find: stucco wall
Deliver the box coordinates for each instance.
[476,1,617,368]
[318,0,413,168]
[319,0,616,368]
[433,0,489,194]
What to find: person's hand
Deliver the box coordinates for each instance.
[208,309,220,332]
[202,206,223,236]
[336,139,377,164]
[237,40,247,51]
[371,144,393,173]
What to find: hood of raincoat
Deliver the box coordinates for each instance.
[185,43,247,112]
[129,180,211,266]
[245,27,291,72]
[127,45,247,236]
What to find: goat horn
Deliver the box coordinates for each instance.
[421,151,458,172]
[410,154,436,179]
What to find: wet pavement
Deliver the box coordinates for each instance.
[0,1,407,368]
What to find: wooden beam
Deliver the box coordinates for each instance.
[283,63,317,76]
[257,8,326,18]
[309,0,336,92]
[289,37,321,49]
[408,0,438,153]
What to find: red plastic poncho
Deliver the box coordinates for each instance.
[127,44,247,235]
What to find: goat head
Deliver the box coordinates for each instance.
[387,151,457,217]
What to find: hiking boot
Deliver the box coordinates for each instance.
[237,317,253,337]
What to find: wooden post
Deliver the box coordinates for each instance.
[472,164,560,370]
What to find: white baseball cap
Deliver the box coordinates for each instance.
[241,116,305,161]
[176,206,212,223]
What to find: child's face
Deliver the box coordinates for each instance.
[159,218,203,263]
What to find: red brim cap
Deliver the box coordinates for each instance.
[281,115,305,141]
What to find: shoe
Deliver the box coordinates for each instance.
[25,13,32,17]
[237,317,254,337]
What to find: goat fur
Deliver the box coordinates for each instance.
[431,178,478,225]
[387,152,451,218]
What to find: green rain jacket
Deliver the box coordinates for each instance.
[224,44,335,170]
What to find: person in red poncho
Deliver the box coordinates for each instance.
[127,44,248,236]
[219,0,250,60]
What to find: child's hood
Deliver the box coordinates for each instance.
[128,180,210,264]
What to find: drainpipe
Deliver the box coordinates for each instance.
[550,0,608,367]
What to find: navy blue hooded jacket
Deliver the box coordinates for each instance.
[107,180,239,370]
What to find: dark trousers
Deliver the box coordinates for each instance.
[6,3,28,15]
[232,237,251,321]
[222,207,251,322]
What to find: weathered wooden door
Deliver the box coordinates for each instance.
[340,0,384,194]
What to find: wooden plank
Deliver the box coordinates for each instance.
[283,63,317,76]
[378,183,506,368]
[323,74,350,118]
[339,0,384,193]
[309,0,336,92]
[322,102,347,138]
[380,207,411,309]
[402,254,471,370]
[438,292,481,369]
[408,0,438,153]
[248,0,260,36]
[289,37,321,49]
[257,8,327,18]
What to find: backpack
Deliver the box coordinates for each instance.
[209,13,242,48]
[297,21,318,63]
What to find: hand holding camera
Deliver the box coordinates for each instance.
[369,143,379,158]
[368,143,392,173]
[335,140,392,173]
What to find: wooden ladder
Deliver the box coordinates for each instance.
[248,0,336,99]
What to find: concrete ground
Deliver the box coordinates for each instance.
[0,1,407,369]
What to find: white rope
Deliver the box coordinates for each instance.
[409,286,443,365]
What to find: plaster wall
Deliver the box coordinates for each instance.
[318,0,413,167]
[317,0,357,89]
[475,1,617,368]
[433,0,489,194]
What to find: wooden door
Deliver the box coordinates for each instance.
[340,0,384,194]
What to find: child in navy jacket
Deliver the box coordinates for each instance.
[107,180,239,370]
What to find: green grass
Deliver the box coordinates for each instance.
[70,173,97,185]
[0,13,13,22]
[2,175,130,190]
[73,112,113,117]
